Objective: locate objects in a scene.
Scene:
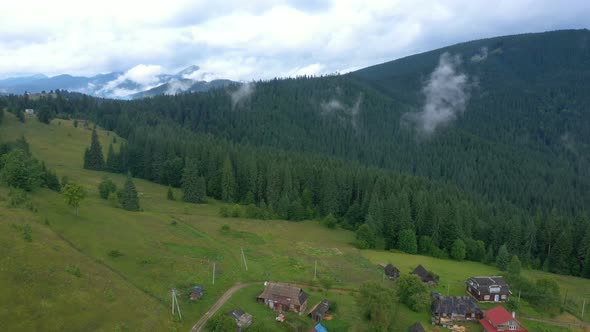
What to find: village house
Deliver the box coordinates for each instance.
[226,308,253,331]
[431,295,483,326]
[466,276,511,302]
[479,306,528,332]
[412,264,439,285]
[257,282,309,314]
[308,299,330,323]
[378,263,400,280]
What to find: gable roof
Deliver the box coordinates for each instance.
[412,264,436,282]
[408,322,426,332]
[258,282,309,306]
[470,276,507,286]
[484,306,515,325]
[432,296,482,315]
[384,263,399,276]
[227,308,245,320]
[310,299,330,316]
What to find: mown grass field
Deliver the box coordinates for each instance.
[1,112,590,332]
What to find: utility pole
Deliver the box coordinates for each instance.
[564,289,568,305]
[212,262,216,284]
[314,260,317,281]
[582,299,586,319]
[241,248,248,271]
[171,289,182,321]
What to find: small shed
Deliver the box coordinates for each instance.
[308,299,330,322]
[384,263,400,280]
[480,306,527,332]
[412,265,439,285]
[408,322,426,332]
[189,286,204,301]
[226,308,253,331]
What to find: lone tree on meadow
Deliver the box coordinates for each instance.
[120,174,140,211]
[83,128,104,170]
[62,183,87,216]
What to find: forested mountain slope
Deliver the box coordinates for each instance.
[3,30,590,278]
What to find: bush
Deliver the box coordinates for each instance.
[66,264,81,277]
[355,224,376,249]
[396,274,430,311]
[8,187,29,207]
[220,224,230,232]
[219,206,230,218]
[108,250,124,258]
[321,214,337,229]
[98,178,117,199]
[398,229,418,254]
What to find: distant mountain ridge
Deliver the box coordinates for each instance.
[0,65,235,99]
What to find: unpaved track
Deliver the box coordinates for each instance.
[190,282,262,332]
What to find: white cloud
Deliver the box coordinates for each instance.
[0,0,589,80]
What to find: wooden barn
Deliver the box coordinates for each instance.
[412,264,439,285]
[466,276,511,302]
[480,306,527,332]
[431,295,483,325]
[308,299,330,323]
[257,282,309,314]
[408,322,426,332]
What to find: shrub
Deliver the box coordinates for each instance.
[66,264,81,277]
[98,178,117,199]
[321,214,337,229]
[108,250,124,258]
[220,224,230,232]
[219,206,230,218]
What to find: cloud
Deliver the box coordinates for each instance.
[0,1,589,80]
[470,46,488,62]
[165,79,193,95]
[320,93,363,129]
[403,52,470,136]
[230,82,255,109]
[124,64,164,85]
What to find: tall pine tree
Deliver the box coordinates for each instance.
[83,128,105,170]
[221,155,236,202]
[120,174,140,211]
[182,159,206,203]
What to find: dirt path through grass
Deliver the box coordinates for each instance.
[190,282,263,331]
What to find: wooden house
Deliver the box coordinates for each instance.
[308,299,330,323]
[431,295,483,325]
[480,306,527,332]
[466,276,510,302]
[226,308,253,331]
[412,264,439,285]
[257,282,309,314]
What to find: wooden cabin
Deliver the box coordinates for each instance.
[257,282,309,314]
[412,264,439,285]
[431,295,483,325]
[466,276,511,302]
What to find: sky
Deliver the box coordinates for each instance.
[1,0,589,81]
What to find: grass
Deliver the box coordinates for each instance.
[1,112,589,332]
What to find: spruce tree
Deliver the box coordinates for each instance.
[496,244,510,271]
[105,143,119,173]
[182,160,205,203]
[398,229,418,254]
[221,155,236,202]
[120,174,140,211]
[83,128,104,170]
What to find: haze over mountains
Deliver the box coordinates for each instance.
[0,65,234,99]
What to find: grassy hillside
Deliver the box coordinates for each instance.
[2,112,590,331]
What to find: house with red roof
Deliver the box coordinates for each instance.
[480,306,527,332]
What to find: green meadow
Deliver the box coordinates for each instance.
[1,112,589,331]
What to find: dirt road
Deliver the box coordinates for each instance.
[190,282,262,332]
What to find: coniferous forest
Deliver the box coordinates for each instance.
[2,30,590,279]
